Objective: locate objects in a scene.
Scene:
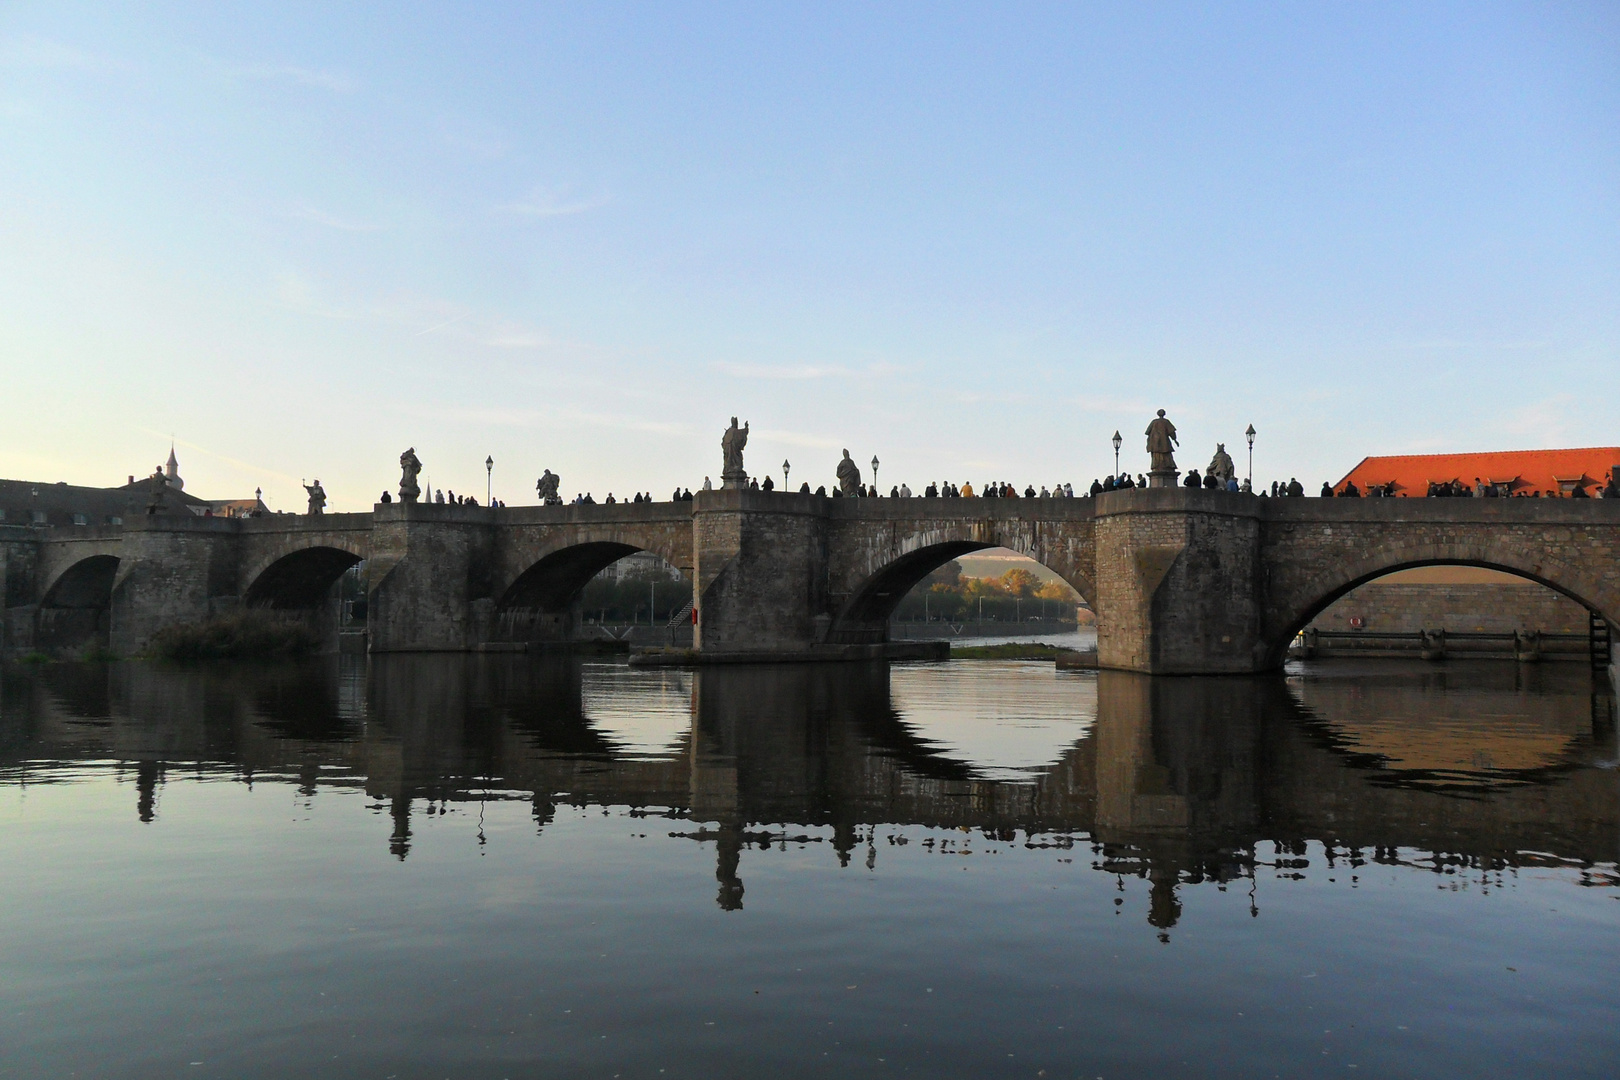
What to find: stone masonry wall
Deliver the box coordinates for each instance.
[1307,583,1590,636]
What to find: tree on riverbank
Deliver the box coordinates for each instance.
[579,569,690,625]
[892,561,1081,623]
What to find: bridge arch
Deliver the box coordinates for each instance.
[830,532,1096,645]
[499,541,643,613]
[35,554,120,654]
[496,540,692,644]
[1265,544,1618,669]
[244,546,364,609]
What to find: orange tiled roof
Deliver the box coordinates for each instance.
[1335,448,1620,497]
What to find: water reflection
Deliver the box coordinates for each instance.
[3,655,1614,928]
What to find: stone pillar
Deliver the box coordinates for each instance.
[108,517,239,656]
[691,489,828,654]
[366,504,496,652]
[1093,488,1265,673]
[1147,467,1180,489]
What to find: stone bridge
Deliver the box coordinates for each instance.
[2,488,1615,672]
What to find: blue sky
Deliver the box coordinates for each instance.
[2,2,1615,509]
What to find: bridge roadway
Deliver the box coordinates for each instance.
[7,658,1615,921]
[2,488,1616,672]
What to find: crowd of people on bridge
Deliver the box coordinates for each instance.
[510,470,1620,508]
[1325,471,1620,498]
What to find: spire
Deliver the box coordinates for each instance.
[164,443,184,490]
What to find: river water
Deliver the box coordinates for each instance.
[1,655,1616,1078]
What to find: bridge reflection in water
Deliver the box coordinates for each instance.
[3,657,1615,927]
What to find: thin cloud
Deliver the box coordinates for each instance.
[388,402,691,438]
[564,411,692,437]
[714,362,850,381]
[483,326,554,349]
[415,312,471,337]
[1502,394,1579,447]
[236,63,356,93]
[1067,394,1154,414]
[0,35,112,72]
[765,430,843,450]
[1398,338,1550,351]
[274,271,358,321]
[498,185,609,218]
[286,205,384,232]
[132,428,303,489]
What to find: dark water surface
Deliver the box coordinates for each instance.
[1,656,1616,1079]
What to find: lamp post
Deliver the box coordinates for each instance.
[871,455,880,496]
[486,456,494,506]
[1244,425,1256,486]
[783,459,790,490]
[1111,431,1122,479]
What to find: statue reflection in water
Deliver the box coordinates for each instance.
[4,654,1615,931]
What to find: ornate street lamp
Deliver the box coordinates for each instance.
[486,456,494,506]
[1111,431,1122,479]
[1244,425,1256,486]
[783,459,791,489]
[871,455,880,496]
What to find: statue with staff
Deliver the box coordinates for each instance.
[1145,410,1180,487]
[721,417,749,489]
[836,449,861,496]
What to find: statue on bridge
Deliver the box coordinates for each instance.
[304,479,327,516]
[145,469,168,515]
[836,449,862,497]
[398,448,422,504]
[1206,444,1236,488]
[1145,410,1180,488]
[721,417,750,490]
[536,469,562,505]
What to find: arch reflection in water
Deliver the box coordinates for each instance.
[3,655,1614,928]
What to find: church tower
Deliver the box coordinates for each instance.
[165,445,184,491]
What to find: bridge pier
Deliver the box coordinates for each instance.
[366,505,497,653]
[692,491,829,655]
[1093,490,1265,674]
[108,518,241,657]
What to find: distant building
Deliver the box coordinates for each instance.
[0,450,267,526]
[0,479,144,527]
[1335,448,1620,498]
[602,551,683,582]
[205,488,271,518]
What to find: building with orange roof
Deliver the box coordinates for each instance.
[1334,448,1620,498]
